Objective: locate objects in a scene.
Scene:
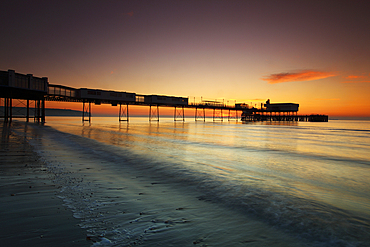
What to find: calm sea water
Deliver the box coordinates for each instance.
[13,117,370,246]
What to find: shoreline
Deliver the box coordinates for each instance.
[0,121,89,247]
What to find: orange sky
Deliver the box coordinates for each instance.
[2,1,370,118]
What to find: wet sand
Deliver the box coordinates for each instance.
[0,122,89,247]
[0,120,319,246]
[19,119,309,247]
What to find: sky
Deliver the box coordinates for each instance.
[1,0,370,117]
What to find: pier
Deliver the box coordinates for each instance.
[1,70,328,123]
[240,100,328,122]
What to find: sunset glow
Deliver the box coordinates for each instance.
[1,1,370,118]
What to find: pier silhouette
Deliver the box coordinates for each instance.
[1,70,328,122]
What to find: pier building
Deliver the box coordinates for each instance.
[0,70,48,122]
[241,99,328,122]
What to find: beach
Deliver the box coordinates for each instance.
[1,117,369,246]
[0,121,89,246]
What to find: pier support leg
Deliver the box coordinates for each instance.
[41,99,45,123]
[195,107,205,122]
[213,108,223,122]
[174,106,185,122]
[33,100,37,121]
[26,100,29,122]
[119,103,129,122]
[149,105,159,122]
[82,100,91,122]
[4,98,9,122]
[34,100,39,122]
[228,109,238,121]
[35,100,40,122]
[9,98,12,122]
[1,98,5,122]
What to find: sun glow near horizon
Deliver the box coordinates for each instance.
[1,1,370,118]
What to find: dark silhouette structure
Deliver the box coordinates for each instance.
[1,70,328,122]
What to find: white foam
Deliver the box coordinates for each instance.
[91,237,113,246]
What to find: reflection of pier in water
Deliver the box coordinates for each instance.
[1,69,328,123]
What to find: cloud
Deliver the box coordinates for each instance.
[342,74,369,83]
[262,70,336,84]
[124,11,134,17]
[345,75,366,79]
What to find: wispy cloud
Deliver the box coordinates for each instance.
[345,75,366,79]
[262,70,336,84]
[342,74,370,83]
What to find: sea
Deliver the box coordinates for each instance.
[10,117,370,246]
